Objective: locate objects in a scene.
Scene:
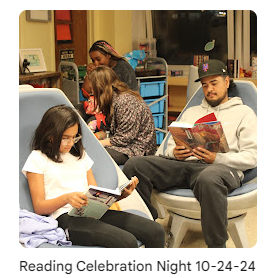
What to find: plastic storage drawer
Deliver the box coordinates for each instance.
[153,113,164,128]
[144,98,165,114]
[140,81,165,98]
[156,131,164,145]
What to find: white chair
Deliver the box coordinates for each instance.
[186,65,201,102]
[152,80,257,248]
[19,84,34,90]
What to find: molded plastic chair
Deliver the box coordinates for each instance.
[186,65,200,102]
[152,80,257,248]
[19,87,152,248]
[19,84,34,90]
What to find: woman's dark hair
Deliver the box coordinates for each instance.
[89,40,124,61]
[31,105,84,163]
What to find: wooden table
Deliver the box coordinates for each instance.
[19,71,62,89]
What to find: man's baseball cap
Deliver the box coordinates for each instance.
[194,59,228,82]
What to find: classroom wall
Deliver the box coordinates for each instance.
[87,10,133,64]
[19,11,56,71]
[19,10,133,70]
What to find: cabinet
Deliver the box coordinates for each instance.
[19,71,62,89]
[168,76,188,116]
[54,10,87,71]
[136,57,168,145]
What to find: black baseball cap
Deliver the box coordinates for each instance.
[194,59,228,82]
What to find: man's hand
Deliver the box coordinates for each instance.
[173,145,193,160]
[192,147,216,164]
[120,176,138,199]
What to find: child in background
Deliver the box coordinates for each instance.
[22,105,165,248]
[87,66,157,165]
[76,40,139,123]
[82,40,138,94]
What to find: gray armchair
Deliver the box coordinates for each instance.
[19,86,151,248]
[153,80,257,248]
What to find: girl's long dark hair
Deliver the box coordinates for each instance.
[31,105,84,163]
[88,66,143,124]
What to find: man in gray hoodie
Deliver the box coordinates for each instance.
[123,59,257,248]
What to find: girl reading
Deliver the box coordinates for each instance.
[22,105,165,248]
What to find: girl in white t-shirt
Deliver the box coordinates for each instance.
[22,105,165,248]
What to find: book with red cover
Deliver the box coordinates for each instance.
[168,113,229,153]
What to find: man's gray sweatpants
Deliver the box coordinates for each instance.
[123,156,241,247]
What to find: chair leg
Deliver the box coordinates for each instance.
[167,212,201,248]
[151,195,166,219]
[227,213,249,248]
[167,212,250,248]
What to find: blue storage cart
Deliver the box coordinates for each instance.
[137,57,168,145]
[140,80,165,98]
[156,131,165,145]
[144,98,165,114]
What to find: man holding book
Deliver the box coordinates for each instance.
[123,59,257,248]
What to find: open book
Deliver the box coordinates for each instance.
[168,112,229,153]
[68,180,131,219]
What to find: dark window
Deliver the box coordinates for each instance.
[250,11,257,57]
[152,10,228,65]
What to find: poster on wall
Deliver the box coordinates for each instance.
[60,49,75,62]
[26,10,51,22]
[19,48,47,73]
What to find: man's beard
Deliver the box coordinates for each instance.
[205,92,227,107]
